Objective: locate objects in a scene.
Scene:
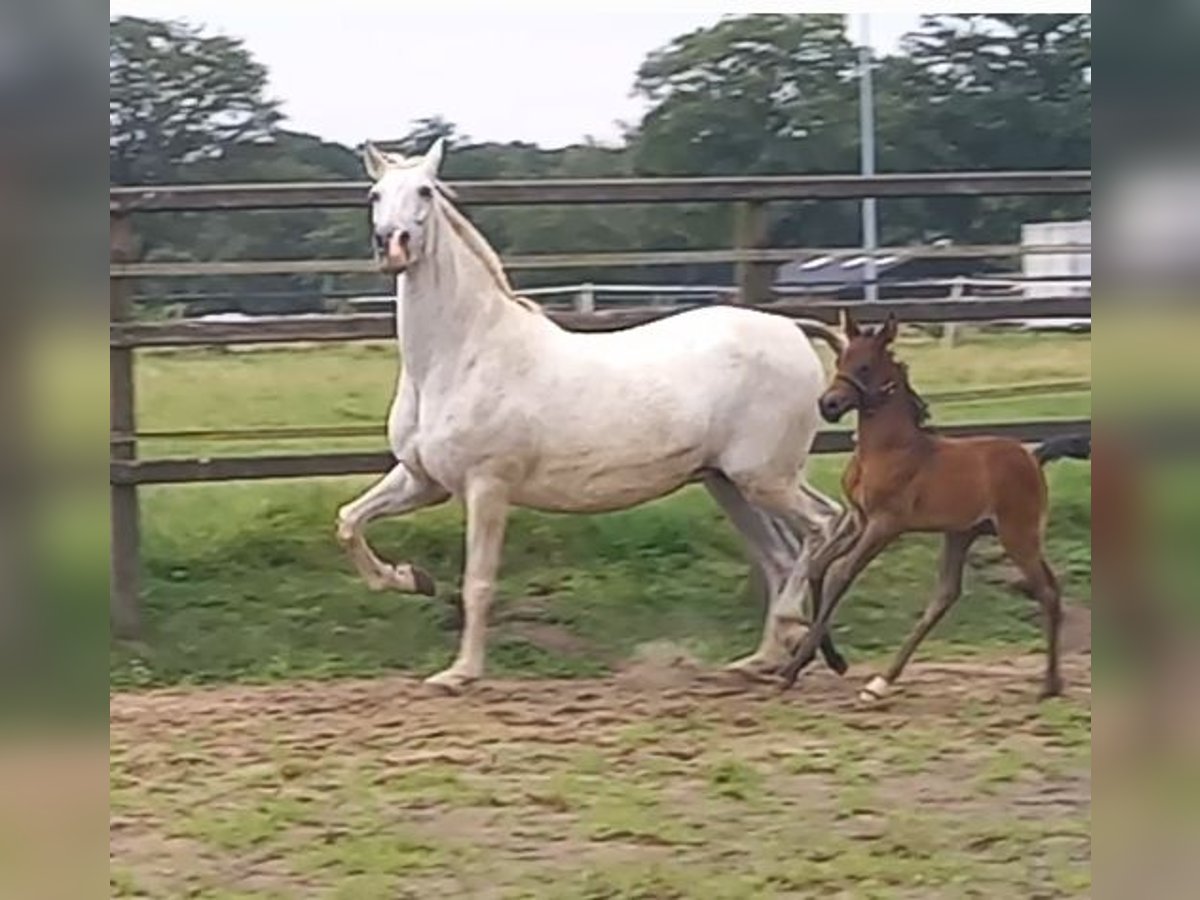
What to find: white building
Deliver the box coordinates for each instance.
[1022,220,1091,299]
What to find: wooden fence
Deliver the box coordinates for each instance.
[109,170,1092,636]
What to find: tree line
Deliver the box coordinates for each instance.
[110,13,1090,312]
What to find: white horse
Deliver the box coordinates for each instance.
[336,139,848,691]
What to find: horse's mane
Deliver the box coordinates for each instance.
[890,355,933,430]
[433,187,543,315]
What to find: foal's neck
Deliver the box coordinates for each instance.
[855,389,929,455]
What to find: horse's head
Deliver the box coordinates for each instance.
[362,138,446,274]
[819,310,901,422]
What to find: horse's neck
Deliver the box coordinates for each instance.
[856,392,926,454]
[398,216,514,382]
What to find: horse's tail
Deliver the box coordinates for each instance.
[1033,433,1092,466]
[795,318,847,356]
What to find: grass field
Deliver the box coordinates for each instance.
[112,330,1091,688]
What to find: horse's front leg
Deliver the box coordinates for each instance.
[336,461,448,594]
[425,475,510,692]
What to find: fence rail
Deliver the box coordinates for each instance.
[115,380,1092,448]
[112,419,1091,487]
[111,170,1091,213]
[108,169,1093,638]
[113,243,1092,280]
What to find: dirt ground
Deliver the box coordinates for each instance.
[111,649,1091,899]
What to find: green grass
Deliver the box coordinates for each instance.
[112,331,1093,687]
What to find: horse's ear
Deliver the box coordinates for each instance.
[423,137,447,176]
[840,308,861,338]
[362,142,390,180]
[878,312,899,345]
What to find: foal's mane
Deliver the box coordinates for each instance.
[888,352,933,430]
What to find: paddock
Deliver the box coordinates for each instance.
[110,171,1092,897]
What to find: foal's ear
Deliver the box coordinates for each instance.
[840,308,861,338]
[362,142,390,181]
[878,312,899,345]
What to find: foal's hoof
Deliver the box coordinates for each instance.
[857,675,892,704]
[779,662,805,690]
[825,648,850,677]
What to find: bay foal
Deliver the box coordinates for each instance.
[781,312,1089,700]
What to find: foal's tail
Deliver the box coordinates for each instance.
[1033,433,1092,466]
[795,319,848,357]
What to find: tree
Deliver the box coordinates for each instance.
[379,116,462,159]
[873,14,1091,243]
[109,16,281,184]
[631,14,859,177]
[628,15,864,259]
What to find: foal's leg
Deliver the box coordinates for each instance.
[781,518,896,687]
[336,462,449,594]
[806,507,863,602]
[860,529,979,702]
[996,518,1064,699]
[704,473,810,675]
[425,475,510,692]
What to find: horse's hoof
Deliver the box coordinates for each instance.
[423,668,477,694]
[857,675,891,703]
[411,565,437,597]
[722,661,781,685]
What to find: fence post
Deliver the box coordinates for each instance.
[110,208,142,639]
[734,201,770,304]
[574,282,595,314]
[942,276,965,348]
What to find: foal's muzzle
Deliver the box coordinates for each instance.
[819,394,848,423]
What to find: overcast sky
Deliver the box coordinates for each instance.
[110,2,927,147]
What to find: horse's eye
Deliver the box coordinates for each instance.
[856,364,870,378]
[418,185,433,200]
[368,190,380,205]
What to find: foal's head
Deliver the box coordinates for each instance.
[819,310,918,424]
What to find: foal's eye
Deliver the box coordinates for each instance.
[417,185,433,199]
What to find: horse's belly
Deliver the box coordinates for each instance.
[513,446,704,513]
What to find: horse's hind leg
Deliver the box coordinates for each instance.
[705,473,806,675]
[336,462,449,594]
[996,516,1064,699]
[732,476,850,674]
[861,528,979,702]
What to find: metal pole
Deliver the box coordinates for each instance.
[859,13,879,302]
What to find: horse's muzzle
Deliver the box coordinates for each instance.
[375,230,411,273]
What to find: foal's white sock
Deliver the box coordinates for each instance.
[859,675,891,701]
